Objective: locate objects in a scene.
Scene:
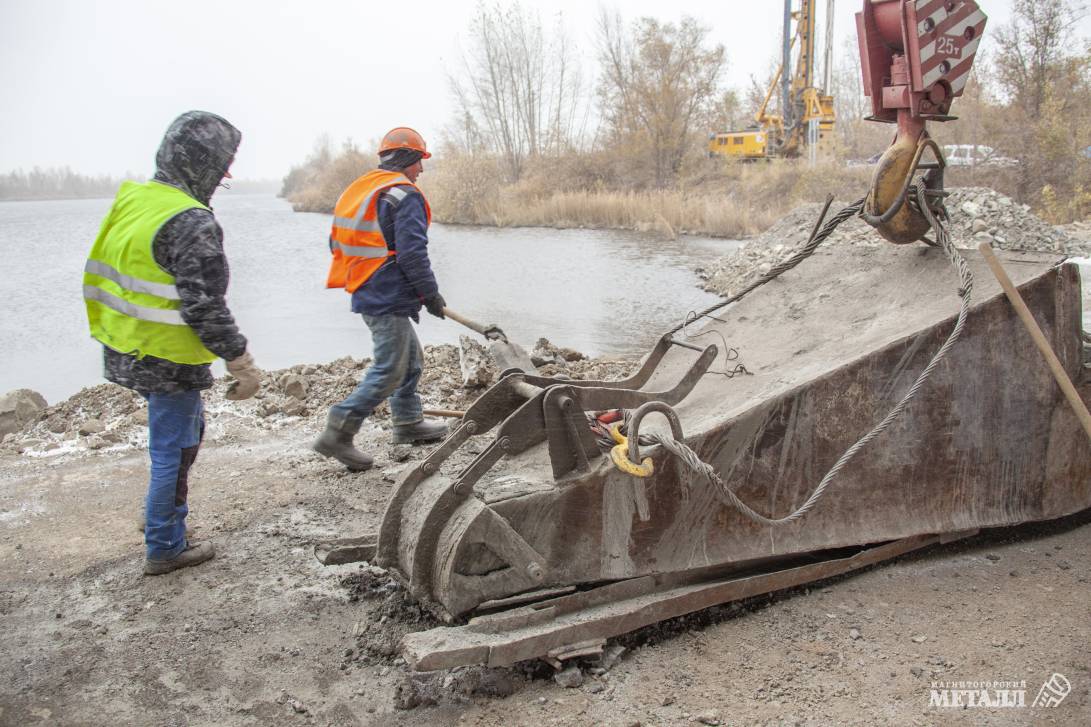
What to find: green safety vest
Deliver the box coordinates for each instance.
[83,180,218,365]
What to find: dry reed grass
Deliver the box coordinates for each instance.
[286,149,877,239]
[428,154,874,238]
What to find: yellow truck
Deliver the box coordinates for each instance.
[709,0,835,161]
[708,130,769,160]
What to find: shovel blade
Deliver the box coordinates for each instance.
[488,339,538,376]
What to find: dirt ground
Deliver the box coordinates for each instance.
[1,413,1089,726]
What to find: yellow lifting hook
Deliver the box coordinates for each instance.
[609,423,654,478]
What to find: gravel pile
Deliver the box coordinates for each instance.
[699,187,1089,298]
[0,342,637,457]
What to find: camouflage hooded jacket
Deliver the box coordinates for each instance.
[102,111,248,394]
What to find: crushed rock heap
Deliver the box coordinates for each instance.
[699,187,1091,298]
[1,341,637,458]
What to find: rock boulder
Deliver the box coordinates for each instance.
[0,389,47,438]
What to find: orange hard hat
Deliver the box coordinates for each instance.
[379,127,431,159]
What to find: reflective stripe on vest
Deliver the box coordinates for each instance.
[83,283,186,325]
[333,243,389,258]
[326,170,431,293]
[330,180,413,232]
[84,258,181,300]
[83,180,218,365]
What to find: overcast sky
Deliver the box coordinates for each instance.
[1,1,1086,180]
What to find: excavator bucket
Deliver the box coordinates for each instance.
[318,244,1091,670]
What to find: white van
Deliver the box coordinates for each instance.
[942,144,1017,167]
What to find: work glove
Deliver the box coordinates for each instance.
[225,352,262,401]
[424,293,447,319]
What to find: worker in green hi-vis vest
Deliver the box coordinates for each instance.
[83,111,263,576]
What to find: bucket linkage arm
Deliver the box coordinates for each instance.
[316,339,719,620]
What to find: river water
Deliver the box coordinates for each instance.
[0,193,737,403]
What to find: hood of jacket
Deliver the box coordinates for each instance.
[153,111,241,206]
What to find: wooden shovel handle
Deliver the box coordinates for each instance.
[423,408,465,419]
[441,307,488,335]
[978,242,1091,442]
[441,307,507,341]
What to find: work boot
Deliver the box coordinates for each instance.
[392,419,448,445]
[312,424,374,471]
[143,540,215,576]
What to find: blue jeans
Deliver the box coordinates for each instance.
[328,314,423,433]
[144,390,204,561]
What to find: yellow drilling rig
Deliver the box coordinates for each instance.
[710,0,837,161]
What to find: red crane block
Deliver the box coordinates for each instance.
[857,0,987,123]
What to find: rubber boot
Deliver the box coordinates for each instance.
[312,423,374,471]
[143,540,215,576]
[392,418,448,445]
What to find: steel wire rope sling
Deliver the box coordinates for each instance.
[625,187,974,526]
[670,195,862,340]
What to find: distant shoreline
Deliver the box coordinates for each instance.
[0,187,283,203]
[0,194,114,202]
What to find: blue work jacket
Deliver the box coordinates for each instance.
[350,186,438,319]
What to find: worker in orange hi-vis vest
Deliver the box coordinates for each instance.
[313,127,448,471]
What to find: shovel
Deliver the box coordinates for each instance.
[442,306,538,376]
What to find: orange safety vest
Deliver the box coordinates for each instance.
[326,169,432,293]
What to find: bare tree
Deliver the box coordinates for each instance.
[448,2,588,181]
[596,12,725,187]
[708,89,745,134]
[991,0,1091,217]
[994,0,1087,116]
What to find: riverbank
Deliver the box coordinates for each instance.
[0,342,636,460]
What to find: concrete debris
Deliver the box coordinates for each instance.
[394,667,522,710]
[278,373,309,400]
[389,445,413,463]
[84,435,108,450]
[3,342,636,458]
[699,187,1090,298]
[78,419,105,436]
[531,338,586,367]
[553,665,585,688]
[0,388,47,438]
[458,335,495,388]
